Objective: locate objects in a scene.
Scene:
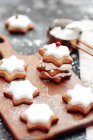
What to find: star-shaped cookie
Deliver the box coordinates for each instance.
[0,55,27,82]
[37,60,71,77]
[5,15,34,33]
[4,80,40,105]
[39,43,73,67]
[62,84,93,114]
[20,103,58,132]
[40,71,71,83]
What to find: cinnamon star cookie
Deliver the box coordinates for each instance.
[62,84,93,114]
[39,42,73,67]
[4,80,40,105]
[5,15,34,33]
[20,103,58,132]
[0,55,27,82]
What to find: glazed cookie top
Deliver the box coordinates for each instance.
[6,15,32,28]
[43,43,70,59]
[21,103,54,123]
[50,27,79,40]
[67,84,93,107]
[5,80,38,100]
[0,55,25,74]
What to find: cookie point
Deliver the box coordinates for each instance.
[56,42,61,47]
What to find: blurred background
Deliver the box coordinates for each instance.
[0,0,92,56]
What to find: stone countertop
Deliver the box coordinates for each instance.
[0,0,92,139]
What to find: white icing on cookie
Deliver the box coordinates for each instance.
[44,71,70,78]
[22,103,54,123]
[50,27,79,40]
[43,43,70,59]
[6,15,32,28]
[66,20,93,32]
[40,60,71,70]
[67,84,93,107]
[5,80,38,100]
[0,55,25,74]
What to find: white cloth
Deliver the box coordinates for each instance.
[79,31,93,140]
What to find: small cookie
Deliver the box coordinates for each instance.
[4,80,40,105]
[0,55,27,82]
[40,71,71,83]
[39,42,73,67]
[20,103,58,132]
[5,15,34,33]
[37,60,71,71]
[37,64,69,77]
[62,84,93,114]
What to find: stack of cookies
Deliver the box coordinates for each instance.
[37,42,73,83]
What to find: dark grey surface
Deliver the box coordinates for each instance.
[0,0,92,139]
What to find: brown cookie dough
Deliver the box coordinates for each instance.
[37,64,69,77]
[40,71,71,83]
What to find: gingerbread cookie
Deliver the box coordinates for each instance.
[62,84,93,114]
[5,15,34,33]
[39,42,73,67]
[37,59,71,71]
[4,80,40,106]
[37,60,70,77]
[20,103,58,132]
[40,71,71,83]
[37,42,72,83]
[37,67,69,77]
[0,55,27,82]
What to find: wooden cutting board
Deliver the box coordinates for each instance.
[0,35,93,140]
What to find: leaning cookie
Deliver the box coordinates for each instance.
[4,80,40,106]
[39,42,73,67]
[20,103,58,132]
[37,65,69,77]
[62,84,93,115]
[37,60,71,76]
[38,59,72,71]
[5,15,34,33]
[0,55,27,82]
[40,71,71,83]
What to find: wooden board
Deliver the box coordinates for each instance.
[0,35,93,140]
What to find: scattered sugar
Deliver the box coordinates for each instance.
[33,39,42,46]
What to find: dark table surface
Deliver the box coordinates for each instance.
[0,0,92,139]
